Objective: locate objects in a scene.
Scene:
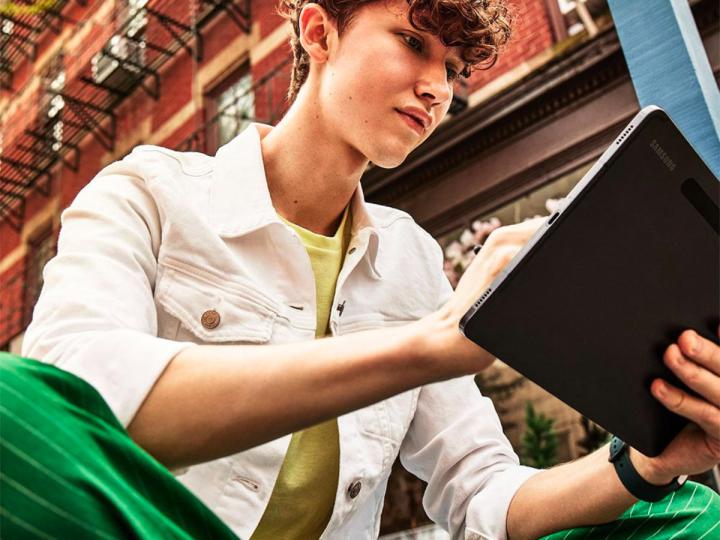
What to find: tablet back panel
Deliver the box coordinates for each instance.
[461,108,719,457]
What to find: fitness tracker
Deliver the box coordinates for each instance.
[608,436,687,502]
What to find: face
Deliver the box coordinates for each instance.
[308,0,464,168]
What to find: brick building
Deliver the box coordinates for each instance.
[1,0,718,537]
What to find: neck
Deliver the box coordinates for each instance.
[259,86,368,236]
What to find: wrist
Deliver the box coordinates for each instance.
[408,309,472,380]
[628,448,675,486]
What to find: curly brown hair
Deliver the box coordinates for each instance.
[277,0,513,103]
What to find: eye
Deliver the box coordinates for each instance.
[401,33,423,52]
[402,33,462,83]
[446,66,460,82]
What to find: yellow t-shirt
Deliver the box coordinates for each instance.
[251,206,351,540]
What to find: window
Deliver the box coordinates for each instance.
[558,0,607,37]
[23,226,56,328]
[204,67,254,153]
[215,71,254,147]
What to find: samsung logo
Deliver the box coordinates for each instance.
[650,139,676,171]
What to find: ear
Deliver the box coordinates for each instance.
[298,3,337,64]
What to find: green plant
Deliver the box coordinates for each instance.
[520,402,558,469]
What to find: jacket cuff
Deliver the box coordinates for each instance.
[465,465,540,540]
[45,330,197,427]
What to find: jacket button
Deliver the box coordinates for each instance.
[347,480,362,499]
[348,247,356,254]
[201,309,221,329]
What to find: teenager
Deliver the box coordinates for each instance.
[13,1,720,538]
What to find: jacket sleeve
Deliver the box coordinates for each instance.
[398,249,540,540]
[21,159,197,427]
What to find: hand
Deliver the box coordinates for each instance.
[632,327,720,484]
[418,217,546,378]
[444,217,546,323]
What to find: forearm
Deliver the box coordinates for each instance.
[126,222,529,469]
[506,444,668,540]
[128,321,444,469]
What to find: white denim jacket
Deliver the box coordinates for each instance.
[22,123,539,540]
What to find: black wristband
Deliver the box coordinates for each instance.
[608,437,685,502]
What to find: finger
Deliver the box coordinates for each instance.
[485,218,544,248]
[486,245,524,276]
[501,218,545,240]
[664,344,720,407]
[453,245,525,314]
[651,379,720,439]
[676,330,720,375]
[505,216,546,230]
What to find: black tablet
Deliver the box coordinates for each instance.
[460,106,719,457]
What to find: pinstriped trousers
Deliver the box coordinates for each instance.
[1,353,718,539]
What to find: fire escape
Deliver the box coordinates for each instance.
[0,0,81,91]
[0,0,252,231]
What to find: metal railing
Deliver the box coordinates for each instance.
[0,0,78,90]
[0,0,251,229]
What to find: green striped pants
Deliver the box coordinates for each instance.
[1,353,718,539]
[541,482,719,540]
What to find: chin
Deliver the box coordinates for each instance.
[371,157,406,169]
[366,145,412,169]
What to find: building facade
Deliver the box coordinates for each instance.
[1,0,718,536]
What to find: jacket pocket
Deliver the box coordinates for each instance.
[155,260,277,344]
[341,321,419,450]
[355,389,418,467]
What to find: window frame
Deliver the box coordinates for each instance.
[203,62,254,154]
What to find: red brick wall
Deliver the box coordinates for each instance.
[0,223,21,260]
[0,258,26,345]
[64,17,116,82]
[1,0,106,96]
[468,0,554,93]
[0,0,556,346]
[159,112,198,150]
[59,136,107,210]
[22,178,55,225]
[252,42,293,125]
[253,0,284,39]
[151,58,195,132]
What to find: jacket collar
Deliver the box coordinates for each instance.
[210,123,381,277]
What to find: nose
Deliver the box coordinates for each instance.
[414,66,452,110]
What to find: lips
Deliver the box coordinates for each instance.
[396,111,423,135]
[395,108,429,135]
[397,107,431,129]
